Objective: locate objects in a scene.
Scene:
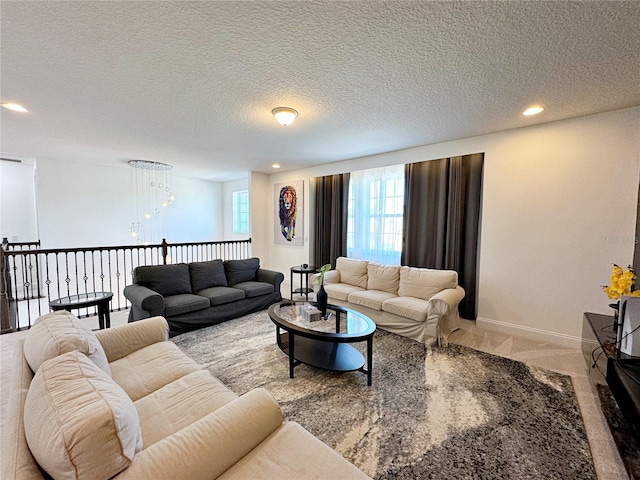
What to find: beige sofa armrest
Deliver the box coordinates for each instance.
[95,316,169,363]
[323,269,340,284]
[113,388,283,480]
[427,286,465,314]
[427,286,465,346]
[218,421,371,480]
[1,340,47,480]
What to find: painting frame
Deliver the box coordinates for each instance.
[274,180,304,246]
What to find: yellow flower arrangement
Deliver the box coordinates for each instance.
[603,264,640,299]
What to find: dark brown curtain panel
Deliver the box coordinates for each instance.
[313,173,350,269]
[401,153,484,320]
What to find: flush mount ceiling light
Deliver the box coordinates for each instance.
[272,163,281,169]
[523,105,544,116]
[1,102,29,113]
[272,107,298,126]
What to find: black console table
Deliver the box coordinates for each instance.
[583,312,640,441]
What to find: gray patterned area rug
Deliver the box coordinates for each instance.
[173,311,596,479]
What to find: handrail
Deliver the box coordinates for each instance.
[0,238,252,333]
[1,238,41,251]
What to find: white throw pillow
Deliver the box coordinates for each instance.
[367,263,400,294]
[397,266,458,300]
[23,310,110,375]
[335,257,369,288]
[24,351,143,480]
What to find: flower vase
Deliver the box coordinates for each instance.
[317,283,328,318]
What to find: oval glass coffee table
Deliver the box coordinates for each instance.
[268,300,376,386]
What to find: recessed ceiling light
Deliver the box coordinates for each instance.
[1,102,29,113]
[272,163,281,169]
[523,106,544,116]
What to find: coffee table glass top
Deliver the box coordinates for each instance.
[273,301,373,336]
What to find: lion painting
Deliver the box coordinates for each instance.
[279,185,297,241]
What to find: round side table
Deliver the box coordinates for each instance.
[290,265,317,301]
[49,291,114,329]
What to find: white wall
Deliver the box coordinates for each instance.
[249,172,270,268]
[263,107,640,345]
[35,158,223,248]
[0,159,39,242]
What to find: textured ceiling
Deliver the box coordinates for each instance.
[1,1,639,181]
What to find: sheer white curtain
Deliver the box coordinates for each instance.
[347,164,404,265]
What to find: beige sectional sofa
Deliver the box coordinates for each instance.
[2,311,370,480]
[321,257,465,346]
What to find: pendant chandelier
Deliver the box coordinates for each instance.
[128,160,175,245]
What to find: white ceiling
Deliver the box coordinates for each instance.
[1,1,639,182]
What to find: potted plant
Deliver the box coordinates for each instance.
[602,264,640,329]
[317,263,331,284]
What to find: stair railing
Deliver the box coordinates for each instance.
[0,237,251,333]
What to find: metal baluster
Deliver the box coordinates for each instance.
[73,251,79,297]
[25,253,33,300]
[35,251,42,311]
[55,253,62,300]
[32,252,43,318]
[25,253,36,320]
[114,249,119,303]
[45,253,52,316]
[82,250,88,294]
[107,250,113,312]
[91,251,96,296]
[8,256,17,329]
[63,252,71,298]
[10,256,21,327]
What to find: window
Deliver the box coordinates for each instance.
[232,190,249,234]
[347,165,404,265]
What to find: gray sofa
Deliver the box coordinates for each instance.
[124,258,283,335]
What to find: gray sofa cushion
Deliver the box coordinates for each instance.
[164,294,210,317]
[224,258,260,286]
[189,260,228,292]
[135,264,192,297]
[233,281,274,299]
[197,286,246,306]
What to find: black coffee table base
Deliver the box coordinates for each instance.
[276,329,373,386]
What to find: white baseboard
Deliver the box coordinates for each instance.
[476,317,583,350]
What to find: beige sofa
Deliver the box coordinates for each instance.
[2,311,370,480]
[320,257,465,346]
